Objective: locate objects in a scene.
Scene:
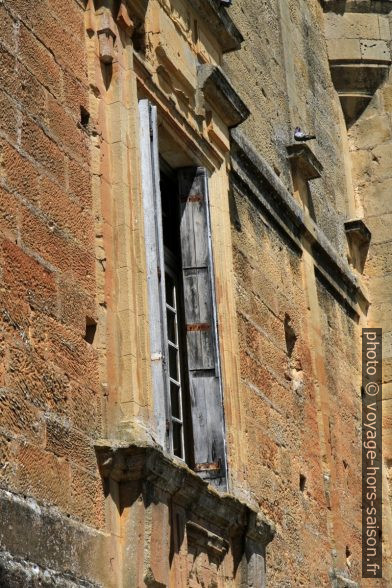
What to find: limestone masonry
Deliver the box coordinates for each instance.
[0,0,391,586]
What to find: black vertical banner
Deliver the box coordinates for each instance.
[362,328,382,578]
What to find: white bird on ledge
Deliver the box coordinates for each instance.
[294,127,316,142]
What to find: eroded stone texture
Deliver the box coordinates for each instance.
[0,0,391,587]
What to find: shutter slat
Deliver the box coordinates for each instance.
[178,167,227,488]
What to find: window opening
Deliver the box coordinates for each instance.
[160,168,192,464]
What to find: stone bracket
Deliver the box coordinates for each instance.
[286,143,323,180]
[197,64,250,128]
[85,1,139,43]
[344,219,371,247]
[344,218,371,274]
[186,521,229,560]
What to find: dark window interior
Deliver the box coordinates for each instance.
[160,165,194,466]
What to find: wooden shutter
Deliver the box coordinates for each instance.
[177,167,227,489]
[138,99,170,450]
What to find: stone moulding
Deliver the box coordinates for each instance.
[95,439,275,545]
[191,0,243,52]
[230,129,360,313]
[197,64,250,128]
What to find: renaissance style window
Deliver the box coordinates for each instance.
[138,99,227,489]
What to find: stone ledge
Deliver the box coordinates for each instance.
[230,129,360,311]
[0,489,110,587]
[0,551,99,588]
[95,438,275,546]
[197,64,250,127]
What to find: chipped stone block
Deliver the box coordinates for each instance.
[97,10,116,64]
[360,39,391,63]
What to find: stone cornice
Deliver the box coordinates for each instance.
[230,129,361,316]
[95,439,275,545]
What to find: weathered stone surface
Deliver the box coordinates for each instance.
[0,0,391,586]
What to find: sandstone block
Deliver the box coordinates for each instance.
[327,38,361,62]
[68,381,99,435]
[0,4,16,51]
[30,314,98,386]
[47,0,85,40]
[383,330,392,359]
[325,13,380,41]
[7,346,69,414]
[21,118,65,182]
[70,464,105,528]
[1,239,58,316]
[378,16,391,42]
[57,276,95,334]
[371,144,392,181]
[39,175,92,247]
[385,358,392,384]
[382,84,392,111]
[67,158,92,209]
[0,387,45,443]
[47,94,88,161]
[350,114,391,150]
[0,141,40,204]
[384,383,392,401]
[0,46,44,121]
[15,443,71,511]
[360,39,390,63]
[0,90,19,143]
[20,204,95,291]
[350,148,372,187]
[45,415,97,472]
[0,187,19,239]
[63,69,89,118]
[18,22,62,98]
[363,177,392,217]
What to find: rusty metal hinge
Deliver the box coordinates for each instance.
[186,323,211,332]
[195,460,221,472]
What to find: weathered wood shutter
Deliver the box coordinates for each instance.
[138,99,170,450]
[177,167,227,489]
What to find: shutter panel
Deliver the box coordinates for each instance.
[177,167,227,489]
[138,99,170,450]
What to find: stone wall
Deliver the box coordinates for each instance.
[0,0,115,585]
[0,0,391,586]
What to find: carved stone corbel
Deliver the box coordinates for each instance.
[85,0,137,65]
[117,1,135,35]
[96,9,116,64]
